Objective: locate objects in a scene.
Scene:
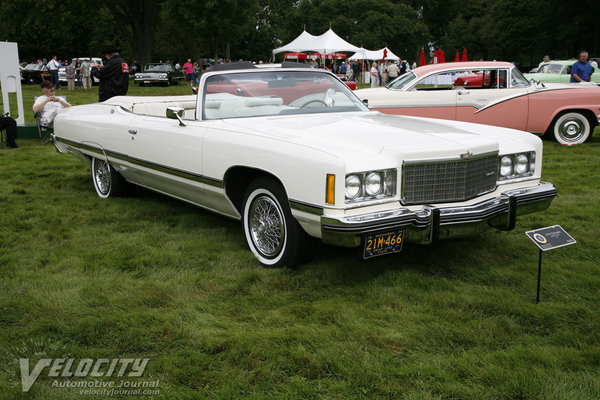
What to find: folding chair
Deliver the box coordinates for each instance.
[35,111,54,145]
[34,96,63,145]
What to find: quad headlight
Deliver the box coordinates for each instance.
[498,152,536,181]
[345,169,396,203]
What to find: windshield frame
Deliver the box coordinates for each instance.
[510,67,530,87]
[387,71,417,90]
[200,69,369,121]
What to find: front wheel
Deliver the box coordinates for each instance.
[551,112,592,146]
[91,157,129,198]
[242,178,311,268]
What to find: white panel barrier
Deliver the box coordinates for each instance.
[0,42,25,125]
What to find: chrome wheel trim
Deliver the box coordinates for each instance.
[93,159,111,195]
[248,195,285,258]
[558,117,585,142]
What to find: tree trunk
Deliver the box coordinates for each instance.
[105,0,163,65]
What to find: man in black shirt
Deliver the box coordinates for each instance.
[0,114,18,148]
[91,45,129,102]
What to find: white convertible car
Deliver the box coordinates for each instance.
[53,62,557,268]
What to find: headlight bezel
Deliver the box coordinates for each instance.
[498,151,536,181]
[344,169,396,203]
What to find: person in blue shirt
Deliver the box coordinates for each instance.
[570,51,594,82]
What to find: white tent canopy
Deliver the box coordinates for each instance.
[349,47,400,61]
[273,29,361,55]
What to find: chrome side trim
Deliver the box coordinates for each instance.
[53,136,223,188]
[289,199,323,216]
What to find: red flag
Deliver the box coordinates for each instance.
[455,51,460,62]
[461,48,468,62]
[382,48,388,61]
[419,50,426,66]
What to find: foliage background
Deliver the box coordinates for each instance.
[0,0,599,68]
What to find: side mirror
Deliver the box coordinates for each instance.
[166,106,186,126]
[361,98,369,107]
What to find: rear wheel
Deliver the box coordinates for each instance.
[91,157,129,198]
[242,177,311,268]
[551,112,591,146]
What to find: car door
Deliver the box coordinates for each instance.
[455,69,529,130]
[126,114,208,205]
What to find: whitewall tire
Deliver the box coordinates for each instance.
[551,112,591,146]
[242,178,310,268]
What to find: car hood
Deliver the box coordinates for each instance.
[220,111,525,160]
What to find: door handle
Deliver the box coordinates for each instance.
[128,129,137,135]
[458,90,470,95]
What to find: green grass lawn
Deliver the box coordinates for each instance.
[1,83,600,399]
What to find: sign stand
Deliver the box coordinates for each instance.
[526,225,576,304]
[536,249,543,303]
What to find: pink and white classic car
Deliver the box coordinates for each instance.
[355,61,600,146]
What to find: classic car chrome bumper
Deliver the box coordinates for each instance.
[321,182,557,247]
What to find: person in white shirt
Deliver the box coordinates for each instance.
[537,55,551,71]
[46,55,61,90]
[33,80,71,127]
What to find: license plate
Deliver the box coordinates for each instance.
[363,230,404,259]
[144,81,152,84]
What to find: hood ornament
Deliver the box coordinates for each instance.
[460,151,473,159]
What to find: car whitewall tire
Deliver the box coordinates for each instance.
[242,178,310,268]
[91,157,128,198]
[552,112,591,146]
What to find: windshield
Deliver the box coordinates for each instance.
[387,71,416,90]
[511,68,530,87]
[546,64,565,74]
[24,64,43,71]
[203,70,368,120]
[144,64,174,72]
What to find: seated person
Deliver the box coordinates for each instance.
[33,80,71,128]
[0,113,18,148]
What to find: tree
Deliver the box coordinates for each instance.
[105,0,165,66]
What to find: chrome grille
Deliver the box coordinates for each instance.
[402,154,498,205]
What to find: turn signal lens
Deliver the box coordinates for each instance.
[326,174,336,204]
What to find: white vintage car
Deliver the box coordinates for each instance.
[53,62,557,268]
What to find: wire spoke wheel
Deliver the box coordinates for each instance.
[91,157,129,198]
[242,177,312,268]
[249,196,285,257]
[93,158,112,196]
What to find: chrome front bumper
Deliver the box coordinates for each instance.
[321,182,557,247]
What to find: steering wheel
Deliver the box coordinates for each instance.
[300,99,328,108]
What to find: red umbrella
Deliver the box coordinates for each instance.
[419,50,426,66]
[461,48,468,62]
[455,51,460,62]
